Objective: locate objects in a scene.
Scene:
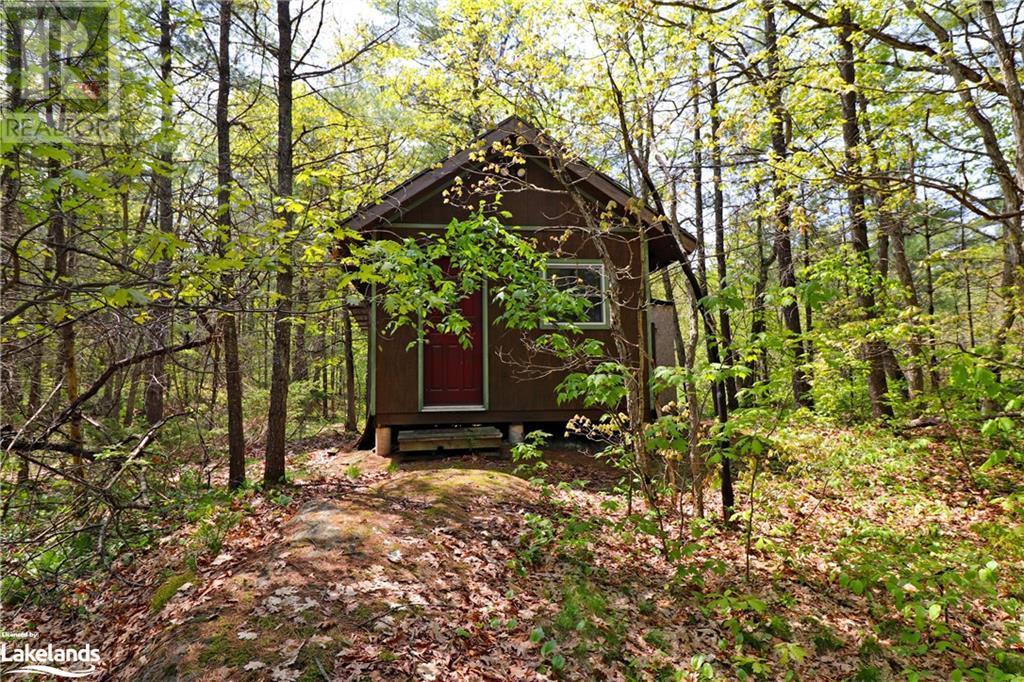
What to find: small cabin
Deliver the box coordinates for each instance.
[344,117,694,454]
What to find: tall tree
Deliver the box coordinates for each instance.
[264,0,294,485]
[46,18,83,466]
[342,304,357,432]
[145,0,174,425]
[838,7,892,419]
[1,11,23,429]
[708,50,738,414]
[763,0,812,407]
[216,0,246,490]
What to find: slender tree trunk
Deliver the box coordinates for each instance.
[686,55,732,520]
[709,52,738,416]
[319,299,329,419]
[2,11,23,436]
[292,279,308,381]
[889,215,926,396]
[320,348,329,420]
[216,0,246,490]
[343,305,356,431]
[333,310,340,415]
[123,357,142,427]
[922,215,941,389]
[961,203,976,348]
[19,344,43,482]
[749,186,771,386]
[838,9,893,419]
[209,334,220,413]
[44,20,83,466]
[56,221,81,462]
[223,310,246,487]
[264,0,294,485]
[146,0,173,425]
[1,11,21,289]
[682,274,705,519]
[692,62,707,293]
[707,52,736,519]
[802,217,813,345]
[764,0,812,407]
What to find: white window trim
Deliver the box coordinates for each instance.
[543,260,610,329]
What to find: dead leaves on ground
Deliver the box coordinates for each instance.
[10,433,1024,680]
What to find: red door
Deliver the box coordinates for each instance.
[423,290,484,407]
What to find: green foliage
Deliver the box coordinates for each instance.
[511,430,550,477]
[183,502,244,570]
[557,362,628,409]
[352,212,584,347]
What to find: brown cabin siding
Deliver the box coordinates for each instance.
[372,221,649,427]
[394,160,594,228]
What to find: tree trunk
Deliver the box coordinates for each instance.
[319,303,330,420]
[146,0,174,425]
[692,62,707,293]
[922,217,941,389]
[123,356,142,427]
[838,9,893,419]
[20,343,43,482]
[749,185,771,386]
[2,12,23,433]
[44,19,83,466]
[708,51,736,520]
[682,273,705,519]
[217,0,246,491]
[292,279,308,381]
[687,54,733,520]
[209,334,220,413]
[264,0,294,485]
[764,0,812,407]
[961,203,976,348]
[343,305,356,431]
[709,52,738,415]
[889,215,926,396]
[802,213,813,346]
[1,11,21,290]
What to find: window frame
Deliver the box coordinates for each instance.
[543,259,610,330]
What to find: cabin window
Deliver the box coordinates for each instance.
[545,261,608,326]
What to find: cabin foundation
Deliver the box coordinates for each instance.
[508,423,525,445]
[375,425,392,456]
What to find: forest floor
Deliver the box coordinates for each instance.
[12,421,1024,681]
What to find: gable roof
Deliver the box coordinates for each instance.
[342,116,696,264]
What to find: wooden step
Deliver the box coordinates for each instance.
[396,426,502,453]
